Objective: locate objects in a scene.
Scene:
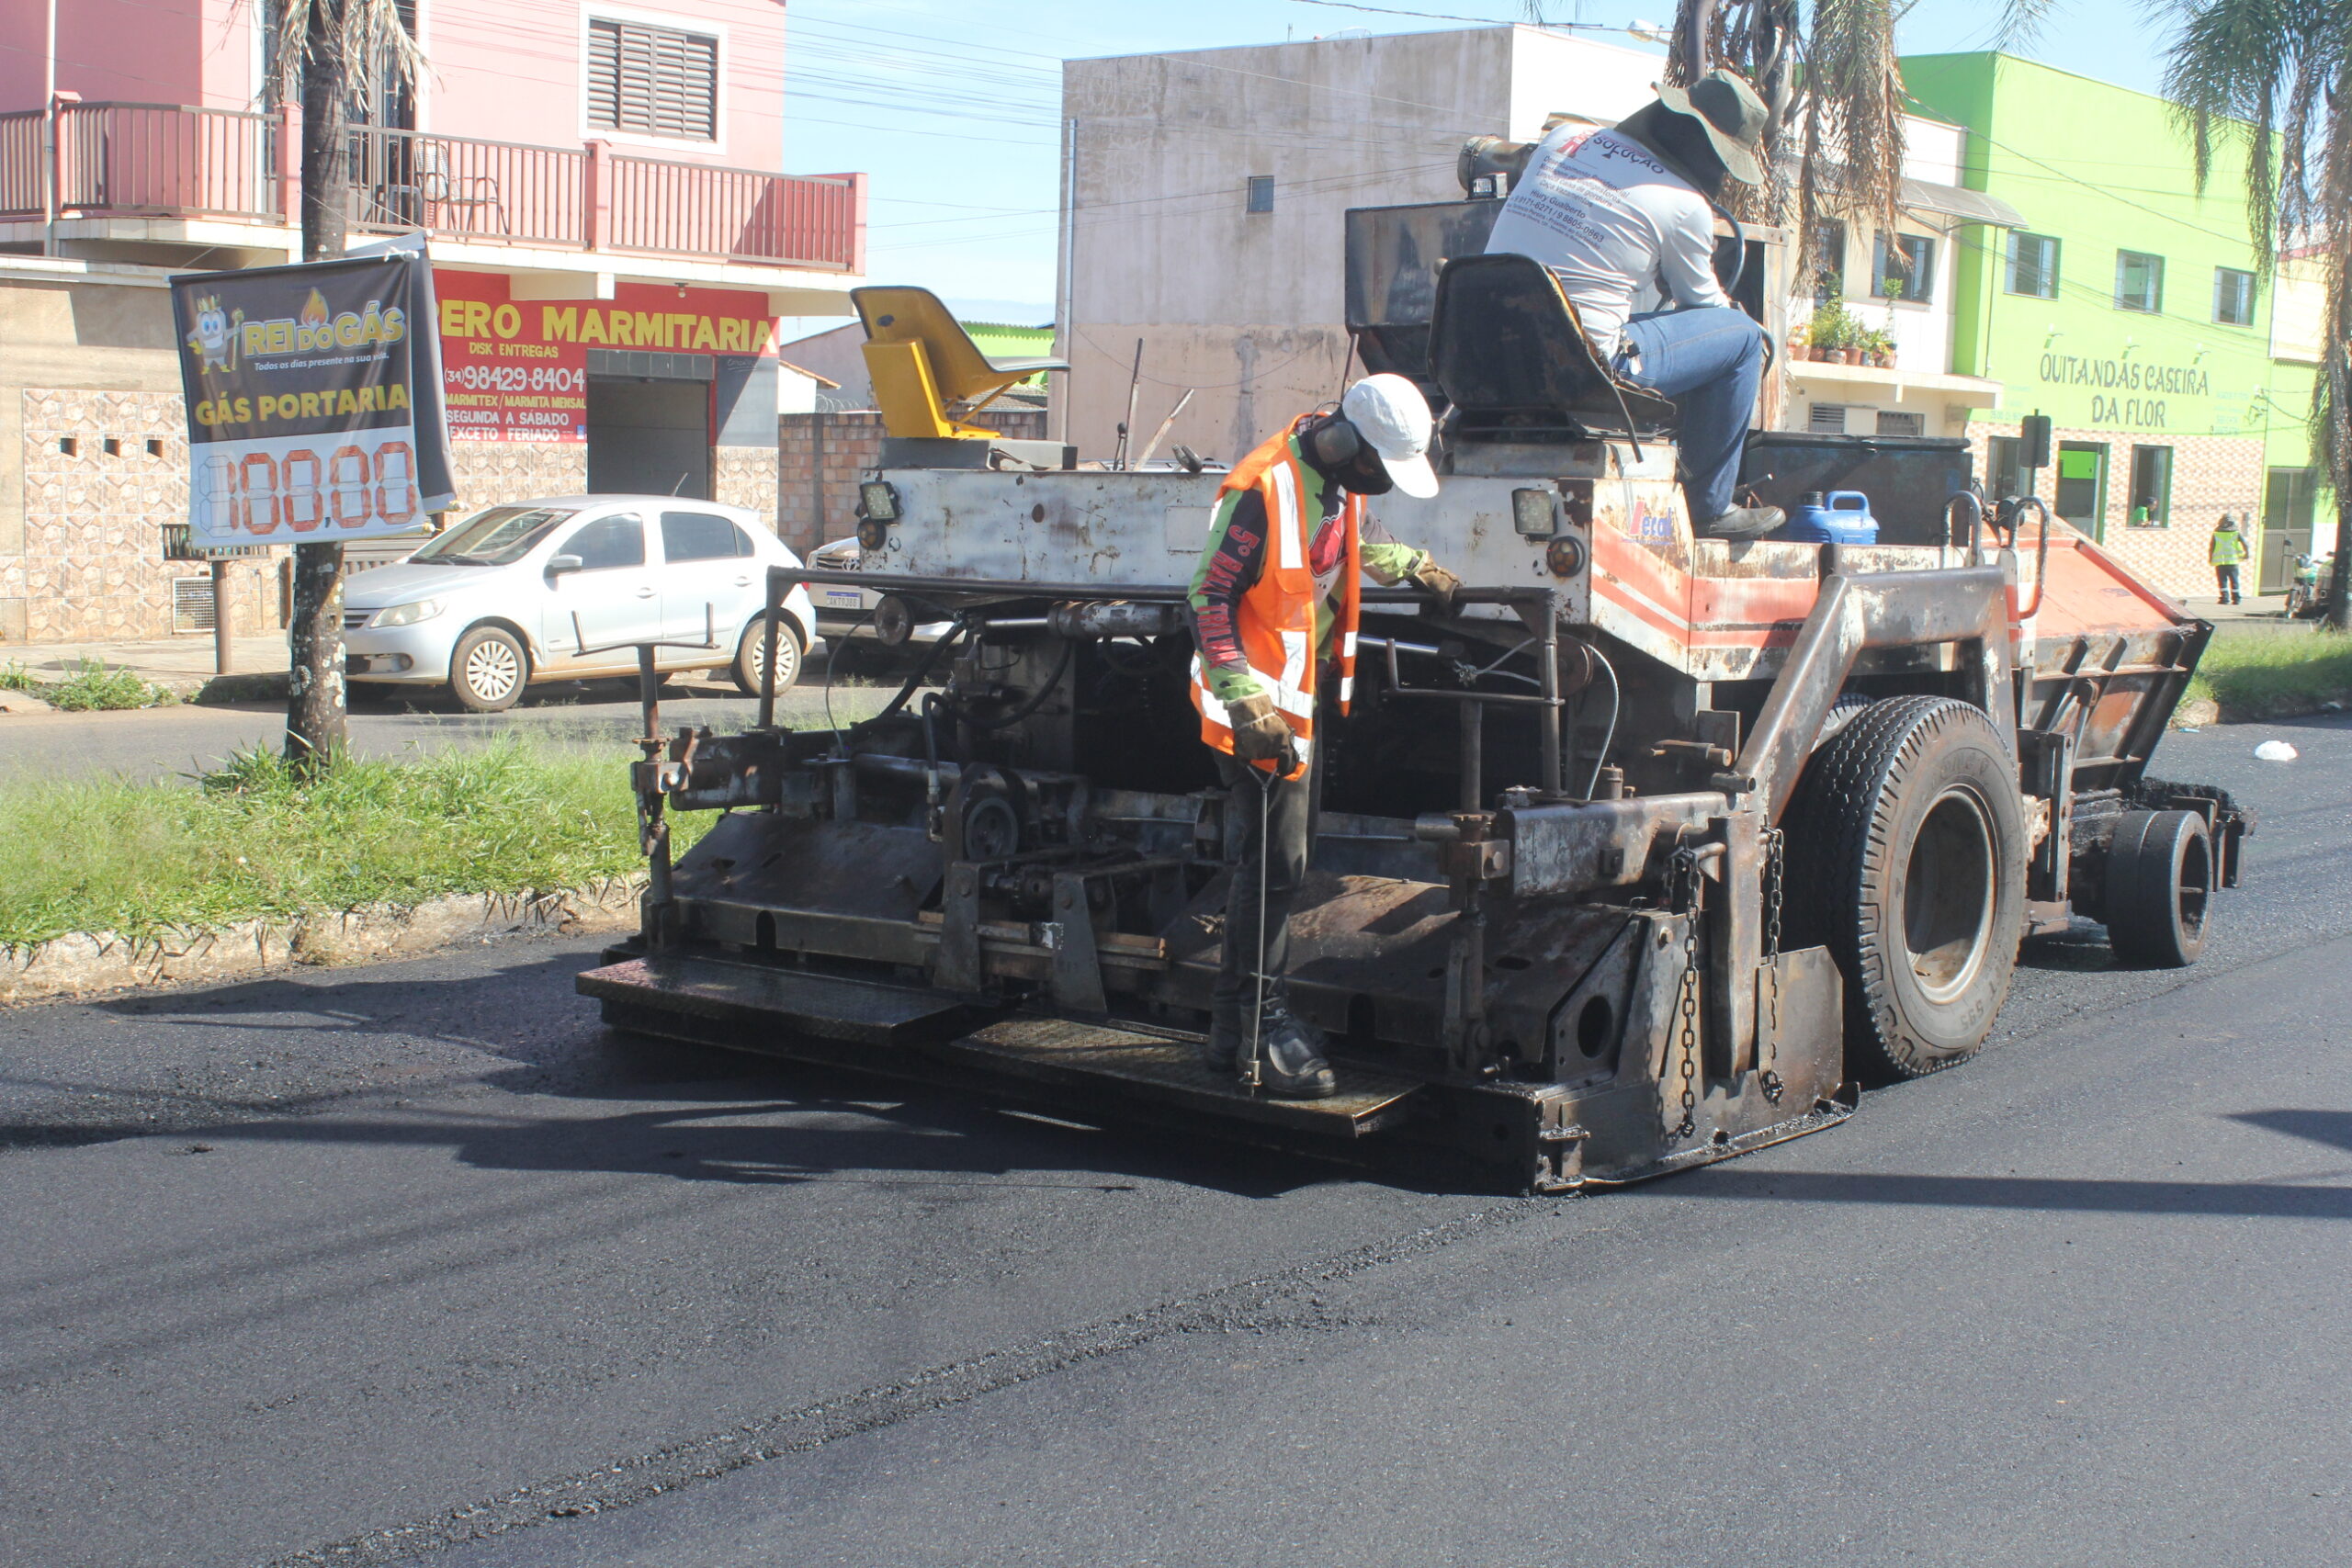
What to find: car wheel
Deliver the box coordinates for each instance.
[732,615,802,697]
[449,625,528,712]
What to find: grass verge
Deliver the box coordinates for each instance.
[0,738,699,949]
[2,657,182,711]
[2186,626,2352,719]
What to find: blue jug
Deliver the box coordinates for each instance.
[1775,490,1879,545]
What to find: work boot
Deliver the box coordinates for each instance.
[1697,504,1784,540]
[1242,1004,1338,1100]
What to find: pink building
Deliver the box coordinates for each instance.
[0,0,866,644]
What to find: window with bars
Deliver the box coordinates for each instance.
[1876,410,1923,437]
[588,17,718,141]
[1808,403,1849,434]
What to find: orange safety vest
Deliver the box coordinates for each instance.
[1190,419,1363,779]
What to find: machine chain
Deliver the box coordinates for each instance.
[1758,827,1786,1105]
[1667,847,1701,1142]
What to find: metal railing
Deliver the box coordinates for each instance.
[607,156,860,268]
[54,102,280,219]
[347,125,584,247]
[0,110,41,217]
[2,101,861,272]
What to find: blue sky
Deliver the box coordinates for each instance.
[780,0,2177,334]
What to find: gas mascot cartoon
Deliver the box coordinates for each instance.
[185,296,242,374]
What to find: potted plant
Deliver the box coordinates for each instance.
[1788,319,1812,361]
[1864,329,1895,368]
[1811,302,1859,364]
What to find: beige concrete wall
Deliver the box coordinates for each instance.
[1056,28,1667,464]
[0,268,224,644]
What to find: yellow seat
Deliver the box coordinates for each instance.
[854,286,1069,441]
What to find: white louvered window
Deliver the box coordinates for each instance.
[588,17,718,141]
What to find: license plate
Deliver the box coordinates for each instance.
[822,590,865,607]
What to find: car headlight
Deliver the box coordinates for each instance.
[368,598,445,628]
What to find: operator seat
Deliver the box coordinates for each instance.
[854,286,1069,442]
[1427,253,1677,444]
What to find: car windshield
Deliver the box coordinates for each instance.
[412,505,580,566]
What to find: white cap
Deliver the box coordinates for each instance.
[1340,373,1439,499]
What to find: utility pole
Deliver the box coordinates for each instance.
[287,0,352,773]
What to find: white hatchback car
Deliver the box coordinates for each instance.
[343,496,818,712]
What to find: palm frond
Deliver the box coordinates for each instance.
[1800,0,1905,237]
[1988,0,2068,48]
[270,0,424,115]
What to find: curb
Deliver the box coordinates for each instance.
[0,878,645,1008]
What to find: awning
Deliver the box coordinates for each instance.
[1898,178,2026,229]
[1773,160,2028,229]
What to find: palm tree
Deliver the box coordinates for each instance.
[1662,0,1905,286]
[268,0,424,774]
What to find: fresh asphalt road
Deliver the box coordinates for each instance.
[3,716,2349,1568]
[0,677,897,782]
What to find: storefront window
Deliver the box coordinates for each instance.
[2127,446,2173,526]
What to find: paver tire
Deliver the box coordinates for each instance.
[731,615,801,697]
[2104,808,2211,968]
[449,625,528,713]
[1784,695,2027,1082]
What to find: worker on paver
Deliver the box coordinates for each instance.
[1187,373,1462,1099]
[1483,69,1783,540]
[2211,513,2248,604]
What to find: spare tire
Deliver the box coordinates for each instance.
[1785,695,2027,1081]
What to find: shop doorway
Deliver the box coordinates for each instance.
[2054,442,2109,539]
[587,374,712,501]
[2260,467,2318,593]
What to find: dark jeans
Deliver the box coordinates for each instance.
[2215,564,2241,603]
[1213,754,1311,1028]
[1615,306,1767,523]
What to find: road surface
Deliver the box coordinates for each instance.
[2,715,2347,1567]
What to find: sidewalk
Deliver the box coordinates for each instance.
[9,636,291,687]
[2189,592,2307,633]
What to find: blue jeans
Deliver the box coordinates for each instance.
[1614,307,1765,523]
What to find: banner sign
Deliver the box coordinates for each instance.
[171,251,456,549]
[432,271,777,444]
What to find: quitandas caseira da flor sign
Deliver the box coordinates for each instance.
[172,251,455,550]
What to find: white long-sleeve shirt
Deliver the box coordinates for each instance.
[1482,124,1730,356]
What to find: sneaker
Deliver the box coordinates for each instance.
[1245,1006,1338,1100]
[1698,505,1784,540]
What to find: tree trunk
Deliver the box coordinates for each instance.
[288,0,351,774]
[2326,490,2351,633]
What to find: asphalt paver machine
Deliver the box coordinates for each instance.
[580,175,2249,1193]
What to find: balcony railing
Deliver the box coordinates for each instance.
[1,101,863,272]
[348,127,585,248]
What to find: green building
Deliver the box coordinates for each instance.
[1902,52,2324,599]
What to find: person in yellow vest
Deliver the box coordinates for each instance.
[1187,374,1462,1097]
[2210,513,2247,604]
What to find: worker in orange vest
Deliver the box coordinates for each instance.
[1187,374,1462,1097]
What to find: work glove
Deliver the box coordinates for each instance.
[1413,561,1463,614]
[1225,691,1296,768]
